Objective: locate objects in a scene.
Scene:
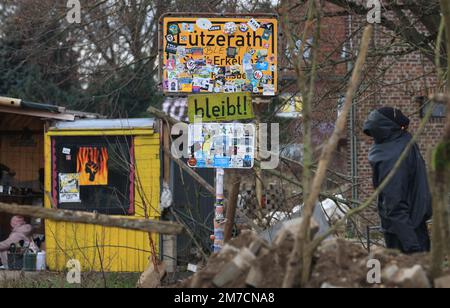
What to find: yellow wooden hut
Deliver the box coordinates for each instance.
[44,119,161,272]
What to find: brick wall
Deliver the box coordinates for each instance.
[280,3,446,230]
[281,1,349,169]
[349,18,446,227]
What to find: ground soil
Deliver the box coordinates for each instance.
[179,232,432,288]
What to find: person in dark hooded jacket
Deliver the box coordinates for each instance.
[363,107,432,254]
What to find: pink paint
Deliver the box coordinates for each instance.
[128,138,135,215]
[51,138,58,208]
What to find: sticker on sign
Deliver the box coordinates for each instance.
[160,14,278,96]
[188,123,256,169]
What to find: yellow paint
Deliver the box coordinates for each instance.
[162,16,278,96]
[44,128,161,272]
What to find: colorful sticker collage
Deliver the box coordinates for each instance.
[188,123,255,169]
[163,17,278,96]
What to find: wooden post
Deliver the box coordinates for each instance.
[224,170,241,243]
[163,121,171,184]
[254,99,266,209]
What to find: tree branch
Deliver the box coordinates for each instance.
[0,203,183,235]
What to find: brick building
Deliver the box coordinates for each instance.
[347,11,444,214]
[282,2,446,228]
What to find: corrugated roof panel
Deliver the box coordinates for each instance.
[51,118,155,130]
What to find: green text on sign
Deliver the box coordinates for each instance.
[188,93,254,123]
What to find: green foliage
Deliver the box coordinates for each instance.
[432,141,450,172]
[0,7,86,108]
[0,2,162,118]
[84,64,163,118]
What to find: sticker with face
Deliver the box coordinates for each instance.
[168,79,179,92]
[168,24,180,35]
[239,23,249,33]
[224,22,237,35]
[196,18,212,30]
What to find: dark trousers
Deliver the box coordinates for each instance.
[384,222,431,254]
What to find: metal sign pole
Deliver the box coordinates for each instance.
[187,123,256,253]
[213,168,225,253]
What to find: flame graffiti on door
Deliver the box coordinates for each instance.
[77,147,109,186]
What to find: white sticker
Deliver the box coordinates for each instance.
[62,147,71,155]
[187,264,198,273]
[59,173,81,203]
[196,18,212,30]
[263,84,275,96]
[253,70,263,80]
[168,79,179,92]
[247,18,261,31]
[193,77,211,90]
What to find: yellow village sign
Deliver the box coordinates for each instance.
[188,93,254,122]
[161,15,278,96]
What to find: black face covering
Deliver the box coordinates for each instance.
[378,107,410,128]
[363,110,404,144]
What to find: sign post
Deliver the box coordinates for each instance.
[188,122,256,252]
[214,168,225,252]
[159,14,276,253]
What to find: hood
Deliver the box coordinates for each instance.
[363,110,403,144]
[12,224,32,235]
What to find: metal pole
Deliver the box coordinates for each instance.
[213,168,226,253]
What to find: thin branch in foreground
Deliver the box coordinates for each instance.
[283,25,374,288]
[0,202,184,235]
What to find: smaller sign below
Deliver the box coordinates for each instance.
[188,93,254,123]
[188,123,256,169]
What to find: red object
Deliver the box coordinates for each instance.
[188,157,197,167]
